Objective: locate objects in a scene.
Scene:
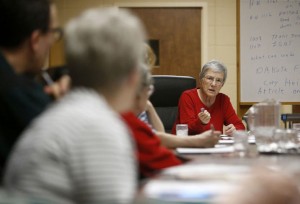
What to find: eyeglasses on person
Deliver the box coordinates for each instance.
[147,84,155,97]
[49,27,63,42]
[204,76,224,86]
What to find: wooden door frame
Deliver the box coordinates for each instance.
[114,2,208,68]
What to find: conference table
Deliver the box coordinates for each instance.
[136,137,300,204]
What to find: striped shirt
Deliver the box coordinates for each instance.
[4,89,137,204]
[138,111,156,133]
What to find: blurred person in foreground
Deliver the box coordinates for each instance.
[172,60,245,136]
[0,0,70,172]
[215,167,300,204]
[122,64,220,179]
[4,7,146,204]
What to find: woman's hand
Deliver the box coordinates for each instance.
[156,129,220,149]
[44,75,71,99]
[198,110,211,124]
[187,130,221,148]
[224,124,236,136]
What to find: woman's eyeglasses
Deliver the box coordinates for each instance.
[147,84,155,97]
[49,27,63,42]
[204,76,223,86]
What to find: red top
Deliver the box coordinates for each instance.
[122,112,182,178]
[172,88,245,135]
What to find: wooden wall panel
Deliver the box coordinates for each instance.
[49,39,65,67]
[129,7,202,85]
[293,105,300,113]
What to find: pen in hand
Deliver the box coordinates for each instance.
[199,108,211,125]
[41,70,58,99]
[41,70,54,85]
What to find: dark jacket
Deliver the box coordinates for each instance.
[0,52,52,170]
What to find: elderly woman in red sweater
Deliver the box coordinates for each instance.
[172,60,245,136]
[121,64,220,179]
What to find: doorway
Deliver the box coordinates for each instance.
[119,3,207,85]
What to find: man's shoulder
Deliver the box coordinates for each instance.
[0,72,51,104]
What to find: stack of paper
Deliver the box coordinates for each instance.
[218,138,256,145]
[176,145,234,154]
[144,180,235,203]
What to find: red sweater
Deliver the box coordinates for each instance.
[122,112,182,179]
[172,88,245,135]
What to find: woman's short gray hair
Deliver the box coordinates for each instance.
[65,7,146,91]
[141,63,153,88]
[138,63,153,93]
[199,60,227,83]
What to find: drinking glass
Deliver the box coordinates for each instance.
[292,123,300,138]
[273,129,288,153]
[233,130,249,157]
[273,128,299,153]
[285,129,299,150]
[176,124,188,136]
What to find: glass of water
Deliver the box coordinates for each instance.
[285,129,299,150]
[292,123,300,138]
[176,124,188,136]
[233,130,249,157]
[273,129,288,153]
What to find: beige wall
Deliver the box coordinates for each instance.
[54,0,291,113]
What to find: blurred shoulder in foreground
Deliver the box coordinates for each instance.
[215,166,300,204]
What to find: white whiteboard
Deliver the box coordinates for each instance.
[240,0,300,103]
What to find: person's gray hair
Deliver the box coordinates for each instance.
[199,60,227,83]
[65,7,146,91]
[137,63,153,96]
[138,63,153,94]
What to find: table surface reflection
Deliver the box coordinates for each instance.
[135,144,300,204]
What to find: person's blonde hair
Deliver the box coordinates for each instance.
[144,43,156,69]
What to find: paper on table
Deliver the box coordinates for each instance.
[143,179,236,203]
[248,137,256,144]
[176,145,234,154]
[162,163,250,180]
[218,138,256,144]
[220,134,230,139]
[218,140,234,144]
